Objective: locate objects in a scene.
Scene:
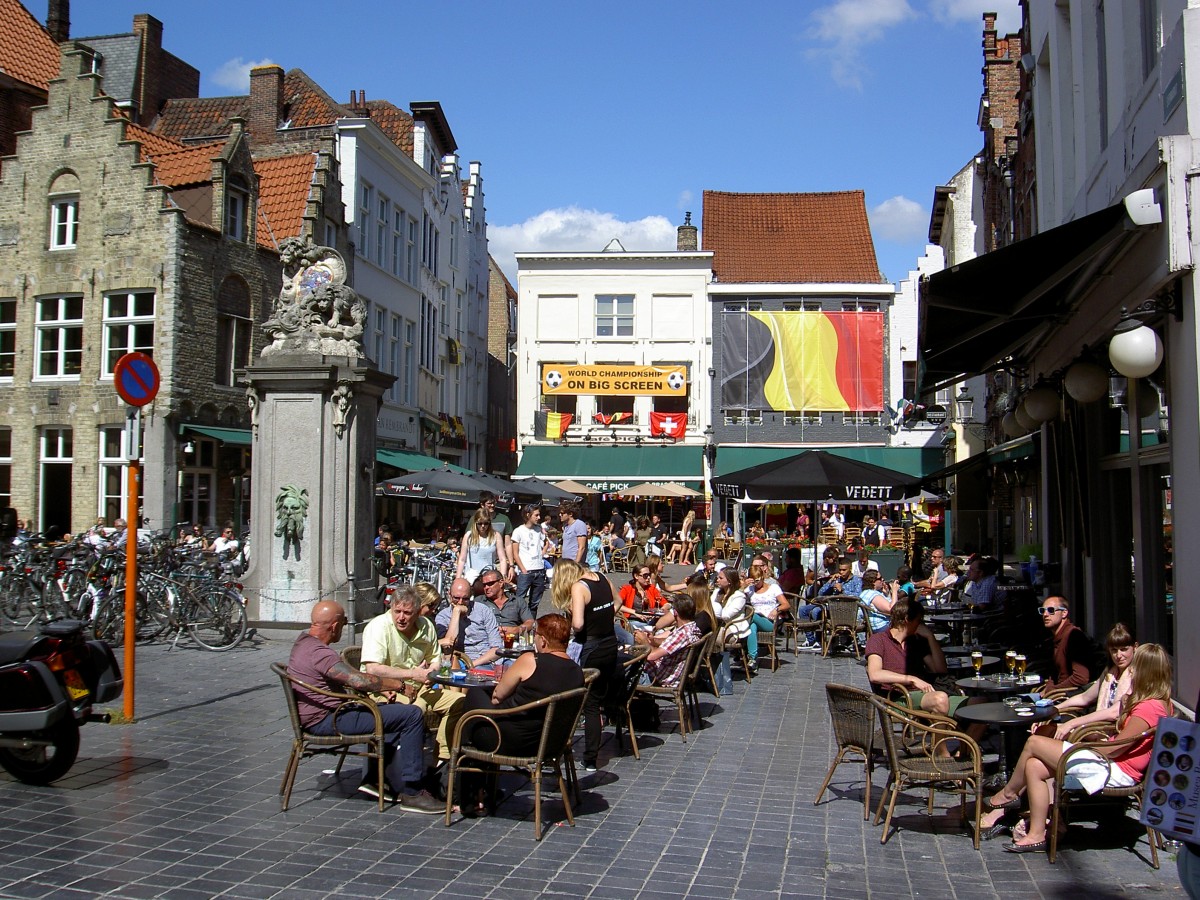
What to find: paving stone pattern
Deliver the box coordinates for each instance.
[0,565,1185,898]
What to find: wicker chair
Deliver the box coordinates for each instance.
[605,652,648,759]
[779,592,822,654]
[820,595,866,658]
[719,605,756,680]
[610,546,632,573]
[443,683,591,840]
[872,696,985,848]
[681,631,717,726]
[1049,722,1162,867]
[628,639,708,748]
[815,683,879,820]
[270,662,388,811]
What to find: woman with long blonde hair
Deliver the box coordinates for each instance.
[980,642,1173,851]
[549,558,586,612]
[456,509,507,583]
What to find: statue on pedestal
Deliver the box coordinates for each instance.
[262,237,365,358]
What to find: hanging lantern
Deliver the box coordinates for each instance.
[1023,383,1060,423]
[1134,379,1161,417]
[1064,360,1109,403]
[1002,411,1024,437]
[1013,400,1038,431]
[1109,321,1163,378]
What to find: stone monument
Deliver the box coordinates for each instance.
[241,237,394,623]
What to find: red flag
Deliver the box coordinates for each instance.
[649,412,686,438]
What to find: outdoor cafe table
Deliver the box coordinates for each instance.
[941,644,1003,656]
[428,672,499,691]
[954,699,1056,780]
[928,611,989,645]
[955,674,1043,697]
[942,655,1000,674]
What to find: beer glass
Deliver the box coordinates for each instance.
[1005,649,1018,679]
[971,650,984,674]
[1016,653,1027,677]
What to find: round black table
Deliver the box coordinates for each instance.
[942,644,1003,656]
[955,700,1057,779]
[955,675,1043,697]
[928,612,989,646]
[428,672,498,690]
[943,655,1000,673]
[497,647,533,660]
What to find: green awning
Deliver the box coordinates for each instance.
[516,445,704,492]
[987,435,1037,464]
[714,446,941,479]
[376,448,472,474]
[185,425,252,446]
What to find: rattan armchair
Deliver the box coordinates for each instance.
[628,638,708,750]
[820,595,866,658]
[443,683,591,840]
[872,695,985,848]
[610,546,632,573]
[815,683,879,819]
[1049,723,1161,867]
[719,604,755,680]
[779,592,821,654]
[270,661,388,811]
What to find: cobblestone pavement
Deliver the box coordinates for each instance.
[0,565,1186,898]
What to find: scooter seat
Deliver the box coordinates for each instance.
[0,632,40,665]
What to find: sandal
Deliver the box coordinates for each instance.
[985,795,1021,812]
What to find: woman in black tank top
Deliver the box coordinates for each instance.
[571,568,619,770]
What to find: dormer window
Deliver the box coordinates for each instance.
[48,172,81,251]
[226,181,248,241]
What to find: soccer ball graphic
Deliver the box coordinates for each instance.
[545,370,563,389]
[666,371,685,391]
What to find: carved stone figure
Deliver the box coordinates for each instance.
[274,484,309,560]
[262,236,365,358]
[331,381,353,438]
[246,386,261,436]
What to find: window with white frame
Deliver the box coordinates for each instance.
[103,291,155,374]
[723,301,762,312]
[50,196,79,249]
[391,208,405,278]
[783,301,823,311]
[389,314,401,401]
[225,184,248,241]
[0,299,15,380]
[841,300,880,312]
[358,183,373,260]
[595,294,634,337]
[375,195,389,268]
[420,296,438,371]
[374,308,386,369]
[404,321,416,404]
[35,296,84,379]
[449,218,457,266]
[99,425,140,523]
[841,412,883,426]
[0,428,11,510]
[406,217,418,283]
[215,277,251,387]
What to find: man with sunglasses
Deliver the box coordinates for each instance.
[1039,597,1092,691]
[476,569,535,637]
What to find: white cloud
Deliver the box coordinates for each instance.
[807,0,917,89]
[489,206,677,282]
[927,0,1020,34]
[677,190,693,211]
[869,195,928,243]
[210,57,278,93]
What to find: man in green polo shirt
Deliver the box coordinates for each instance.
[360,585,464,764]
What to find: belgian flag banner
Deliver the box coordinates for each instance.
[535,411,573,440]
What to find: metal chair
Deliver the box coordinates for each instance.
[628,639,707,749]
[815,683,879,819]
[270,662,387,811]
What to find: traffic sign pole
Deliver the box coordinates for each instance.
[112,353,158,723]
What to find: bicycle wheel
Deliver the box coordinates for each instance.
[137,576,172,641]
[91,595,125,646]
[0,572,32,625]
[59,567,92,621]
[188,589,247,651]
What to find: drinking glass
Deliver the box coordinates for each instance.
[1005,650,1018,679]
[1016,654,1027,677]
[503,630,516,649]
[971,651,984,674]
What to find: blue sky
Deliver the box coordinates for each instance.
[60,0,1018,285]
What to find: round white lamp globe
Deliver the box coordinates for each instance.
[1064,361,1109,403]
[1109,322,1163,379]
[1024,384,1060,423]
[1014,400,1038,431]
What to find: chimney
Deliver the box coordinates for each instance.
[677,211,698,251]
[249,65,284,142]
[47,0,69,42]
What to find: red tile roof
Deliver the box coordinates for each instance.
[283,69,346,128]
[363,99,414,155]
[702,190,885,284]
[254,153,316,250]
[0,0,59,90]
[122,122,221,187]
[153,95,248,141]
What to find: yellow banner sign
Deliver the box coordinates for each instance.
[541,364,687,396]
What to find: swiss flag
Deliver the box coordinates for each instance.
[649,412,686,437]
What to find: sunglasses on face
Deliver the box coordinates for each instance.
[1037,606,1067,615]
[481,579,501,587]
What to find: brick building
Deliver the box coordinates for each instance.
[0,30,337,534]
[486,256,517,475]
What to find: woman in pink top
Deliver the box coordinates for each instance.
[979,643,1172,852]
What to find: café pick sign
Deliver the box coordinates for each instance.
[541,364,687,397]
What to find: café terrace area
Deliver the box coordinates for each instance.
[0,566,1178,900]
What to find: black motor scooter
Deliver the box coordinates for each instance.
[0,619,123,784]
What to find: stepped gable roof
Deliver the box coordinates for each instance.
[253,152,316,250]
[701,190,885,284]
[0,0,59,90]
[154,95,247,141]
[123,122,219,187]
[363,99,414,155]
